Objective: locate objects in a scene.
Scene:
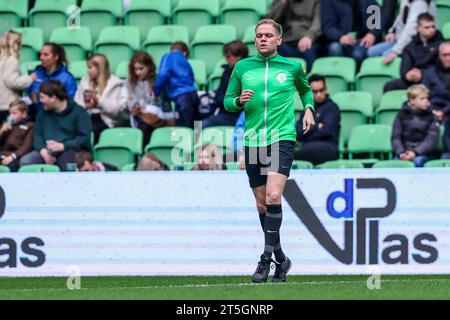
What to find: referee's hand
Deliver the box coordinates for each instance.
[302,108,315,134]
[239,89,254,105]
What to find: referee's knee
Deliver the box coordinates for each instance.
[266,191,282,205]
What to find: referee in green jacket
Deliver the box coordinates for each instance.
[224,19,315,283]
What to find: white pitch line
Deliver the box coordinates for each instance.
[0,279,449,293]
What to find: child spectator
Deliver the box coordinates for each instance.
[193,144,226,170]
[384,13,442,92]
[201,40,249,129]
[28,43,77,120]
[0,100,34,171]
[0,30,36,123]
[75,151,118,172]
[368,0,436,64]
[392,84,439,167]
[295,74,340,165]
[74,54,127,143]
[153,41,199,128]
[20,80,92,171]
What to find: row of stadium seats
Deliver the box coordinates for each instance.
[0,0,273,42]
[4,158,450,173]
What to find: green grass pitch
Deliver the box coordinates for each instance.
[0,275,449,300]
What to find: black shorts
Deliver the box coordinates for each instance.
[244,140,295,189]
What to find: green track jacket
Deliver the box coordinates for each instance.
[224,54,314,147]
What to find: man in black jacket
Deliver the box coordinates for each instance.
[295,74,340,165]
[422,42,450,159]
[384,13,443,92]
[201,40,249,128]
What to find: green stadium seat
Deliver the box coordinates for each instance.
[219,0,266,39]
[316,160,364,169]
[68,60,87,84]
[443,22,450,40]
[94,26,140,74]
[145,127,194,167]
[348,124,392,163]
[28,0,76,42]
[20,60,41,77]
[115,60,129,79]
[292,160,314,169]
[375,89,407,126]
[191,25,238,76]
[80,0,123,43]
[50,27,92,62]
[437,125,445,152]
[0,165,11,173]
[195,125,235,156]
[332,91,373,153]
[225,162,241,170]
[372,160,415,168]
[310,57,356,95]
[142,25,190,69]
[172,0,220,40]
[124,0,171,42]
[356,57,401,107]
[121,163,135,171]
[94,128,143,169]
[424,159,450,168]
[14,27,44,64]
[0,0,28,35]
[437,0,450,30]
[18,164,60,172]
[188,59,207,90]
[243,25,257,56]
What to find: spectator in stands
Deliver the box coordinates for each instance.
[392,84,439,167]
[136,154,169,171]
[153,41,199,129]
[422,42,450,159]
[321,0,381,68]
[381,0,398,34]
[294,74,340,165]
[0,30,36,123]
[422,42,450,122]
[75,151,118,172]
[20,80,92,171]
[193,144,226,170]
[74,54,127,144]
[0,100,34,172]
[384,13,443,92]
[28,43,77,120]
[267,0,321,72]
[202,40,249,129]
[368,0,436,64]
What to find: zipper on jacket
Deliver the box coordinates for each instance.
[264,58,269,145]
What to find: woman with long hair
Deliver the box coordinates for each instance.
[28,42,77,120]
[75,53,126,143]
[0,30,36,123]
[119,51,158,145]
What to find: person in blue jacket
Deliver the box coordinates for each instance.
[27,43,77,120]
[153,41,199,128]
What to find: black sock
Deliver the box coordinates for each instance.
[263,204,283,260]
[259,213,265,231]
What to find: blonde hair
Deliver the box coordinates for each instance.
[87,54,111,96]
[194,144,225,170]
[255,19,283,36]
[0,30,22,60]
[407,84,430,100]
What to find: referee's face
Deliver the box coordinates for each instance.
[255,24,282,58]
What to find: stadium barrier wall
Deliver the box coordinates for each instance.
[0,169,449,277]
